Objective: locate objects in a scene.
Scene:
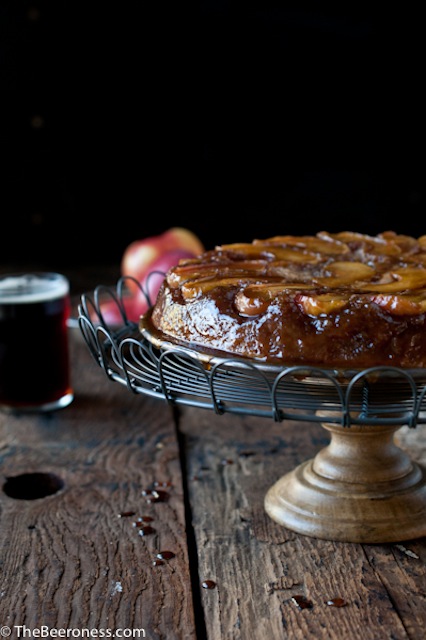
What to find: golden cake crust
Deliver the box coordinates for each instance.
[146,231,426,368]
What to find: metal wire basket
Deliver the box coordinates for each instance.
[78,276,426,430]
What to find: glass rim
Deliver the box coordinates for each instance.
[0,272,69,303]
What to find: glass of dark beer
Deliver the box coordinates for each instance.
[0,272,74,411]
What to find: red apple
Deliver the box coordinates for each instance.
[95,295,146,327]
[121,227,205,283]
[95,227,205,326]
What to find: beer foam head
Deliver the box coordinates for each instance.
[0,273,69,304]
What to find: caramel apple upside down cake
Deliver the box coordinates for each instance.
[144,231,426,369]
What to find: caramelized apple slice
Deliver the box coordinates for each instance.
[405,253,426,266]
[167,260,268,287]
[217,243,321,263]
[182,277,267,300]
[378,232,419,253]
[315,261,375,287]
[254,235,348,255]
[295,293,349,316]
[359,267,426,292]
[257,247,320,263]
[371,293,426,315]
[329,231,402,256]
[235,283,315,316]
[167,265,219,287]
[214,243,270,259]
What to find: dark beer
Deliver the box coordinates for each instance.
[0,273,73,411]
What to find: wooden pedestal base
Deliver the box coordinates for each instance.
[265,418,426,543]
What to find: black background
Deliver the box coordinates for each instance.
[1,2,424,269]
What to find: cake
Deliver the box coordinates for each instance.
[145,231,426,369]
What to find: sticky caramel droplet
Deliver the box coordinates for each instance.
[156,551,175,560]
[152,490,169,502]
[202,580,217,589]
[138,525,156,536]
[133,516,154,527]
[326,597,347,607]
[142,489,169,503]
[291,595,313,610]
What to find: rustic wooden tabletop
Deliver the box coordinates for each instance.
[1,266,426,639]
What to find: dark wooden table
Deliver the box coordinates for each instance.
[1,266,426,639]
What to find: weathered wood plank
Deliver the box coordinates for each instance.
[180,406,426,639]
[2,267,426,639]
[0,328,196,640]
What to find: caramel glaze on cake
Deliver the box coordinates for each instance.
[147,231,426,369]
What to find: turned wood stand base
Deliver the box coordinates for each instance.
[265,416,426,543]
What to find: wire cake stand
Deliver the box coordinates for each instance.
[78,278,426,543]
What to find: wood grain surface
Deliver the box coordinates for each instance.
[0,329,195,639]
[0,274,426,639]
[180,406,426,639]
